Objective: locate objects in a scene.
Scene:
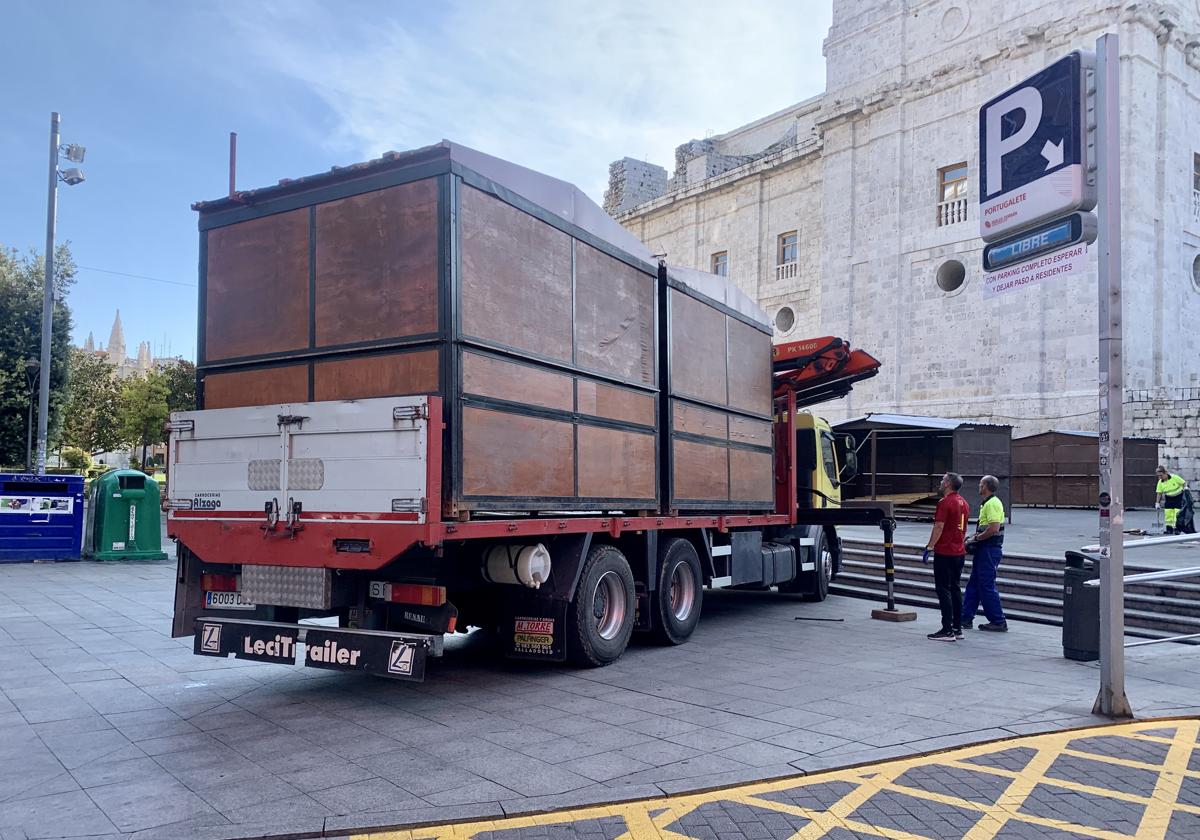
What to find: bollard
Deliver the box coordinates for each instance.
[871,518,917,622]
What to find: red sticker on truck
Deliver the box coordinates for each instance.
[513,617,555,655]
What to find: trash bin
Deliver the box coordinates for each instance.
[0,473,85,562]
[84,470,168,561]
[1062,550,1100,661]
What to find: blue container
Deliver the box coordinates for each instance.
[0,473,85,562]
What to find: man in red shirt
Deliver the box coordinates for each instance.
[923,472,971,641]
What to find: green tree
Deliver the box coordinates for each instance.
[0,245,75,467]
[60,446,89,471]
[120,371,170,470]
[61,348,125,455]
[159,359,197,414]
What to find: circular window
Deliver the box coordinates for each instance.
[936,259,966,293]
[775,306,796,333]
[1192,254,1200,293]
[941,6,968,40]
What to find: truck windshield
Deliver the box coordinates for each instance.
[820,432,838,484]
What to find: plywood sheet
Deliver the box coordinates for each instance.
[574,243,655,385]
[672,400,727,440]
[577,425,655,501]
[669,289,727,406]
[205,210,310,361]
[203,364,308,409]
[729,447,774,503]
[313,349,439,401]
[578,380,655,427]
[461,351,572,412]
[726,317,772,416]
[672,438,728,502]
[459,186,572,363]
[461,406,574,498]
[314,179,439,347]
[729,415,773,448]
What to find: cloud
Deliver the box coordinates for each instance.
[219,0,830,201]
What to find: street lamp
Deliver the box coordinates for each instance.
[24,358,40,473]
[36,113,87,475]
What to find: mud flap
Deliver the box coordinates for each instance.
[501,598,569,662]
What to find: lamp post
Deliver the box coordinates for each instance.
[36,112,86,475]
[24,358,40,473]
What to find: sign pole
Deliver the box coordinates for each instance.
[1093,32,1131,718]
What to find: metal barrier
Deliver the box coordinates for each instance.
[1082,530,1200,647]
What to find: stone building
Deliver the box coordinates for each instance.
[84,310,159,379]
[607,0,1200,477]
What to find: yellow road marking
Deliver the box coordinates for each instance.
[356,719,1200,840]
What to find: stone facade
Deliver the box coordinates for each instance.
[609,0,1200,480]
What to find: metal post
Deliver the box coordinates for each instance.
[25,396,34,473]
[870,431,878,500]
[1093,34,1131,718]
[36,112,60,476]
[882,517,896,611]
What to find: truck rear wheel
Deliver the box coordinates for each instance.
[652,538,703,645]
[568,544,635,667]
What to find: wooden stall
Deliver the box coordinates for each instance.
[193,142,773,516]
[1011,430,1163,508]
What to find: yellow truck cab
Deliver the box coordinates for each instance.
[794,412,858,511]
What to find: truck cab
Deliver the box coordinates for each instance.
[795,412,858,511]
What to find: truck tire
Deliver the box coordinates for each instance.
[651,538,703,645]
[568,544,635,667]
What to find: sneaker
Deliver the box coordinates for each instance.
[954,628,964,640]
[927,629,957,641]
[978,622,1008,632]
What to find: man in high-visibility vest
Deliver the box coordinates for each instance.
[1156,465,1196,535]
[963,475,1008,632]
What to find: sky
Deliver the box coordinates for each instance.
[0,0,831,362]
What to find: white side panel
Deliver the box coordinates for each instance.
[169,396,429,522]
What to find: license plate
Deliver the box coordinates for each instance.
[204,591,256,610]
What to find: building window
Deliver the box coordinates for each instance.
[1192,254,1200,294]
[778,231,798,265]
[775,306,796,333]
[935,259,966,293]
[711,251,728,277]
[937,162,969,227]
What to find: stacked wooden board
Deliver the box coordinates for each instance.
[193,141,773,515]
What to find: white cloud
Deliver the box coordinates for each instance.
[220,0,830,201]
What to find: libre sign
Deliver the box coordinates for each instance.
[979,51,1095,241]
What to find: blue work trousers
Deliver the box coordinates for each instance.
[962,542,1006,625]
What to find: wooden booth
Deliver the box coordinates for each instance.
[1010,430,1163,508]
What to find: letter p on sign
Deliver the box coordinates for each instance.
[985,87,1042,198]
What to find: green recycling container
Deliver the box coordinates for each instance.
[84,470,168,561]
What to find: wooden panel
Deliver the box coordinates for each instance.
[459,186,572,363]
[729,415,773,448]
[669,289,727,406]
[314,179,439,347]
[462,351,572,412]
[577,426,655,501]
[313,349,439,401]
[461,406,574,498]
[726,317,772,416]
[574,243,655,385]
[671,400,727,440]
[672,438,728,502]
[203,364,308,409]
[730,447,774,503]
[205,210,309,361]
[578,380,655,427]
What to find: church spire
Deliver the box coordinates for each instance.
[83,331,95,353]
[107,310,126,365]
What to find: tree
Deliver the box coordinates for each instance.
[0,245,75,466]
[61,348,125,455]
[60,446,89,471]
[120,371,169,470]
[159,359,196,414]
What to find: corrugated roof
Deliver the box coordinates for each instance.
[835,413,1012,431]
[1016,429,1166,443]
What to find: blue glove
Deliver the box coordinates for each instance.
[921,548,931,564]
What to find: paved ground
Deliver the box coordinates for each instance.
[358,719,1200,839]
[842,507,1200,569]
[3,559,1200,840]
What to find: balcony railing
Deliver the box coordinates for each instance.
[1192,189,1200,225]
[937,197,969,227]
[776,261,798,282]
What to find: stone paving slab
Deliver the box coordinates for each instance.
[2,559,1200,839]
[354,720,1200,839]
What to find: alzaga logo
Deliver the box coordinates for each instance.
[192,492,221,511]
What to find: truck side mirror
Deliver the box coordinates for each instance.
[839,435,858,481]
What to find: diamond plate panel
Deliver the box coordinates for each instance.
[247,459,281,491]
[241,564,331,609]
[287,458,325,490]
